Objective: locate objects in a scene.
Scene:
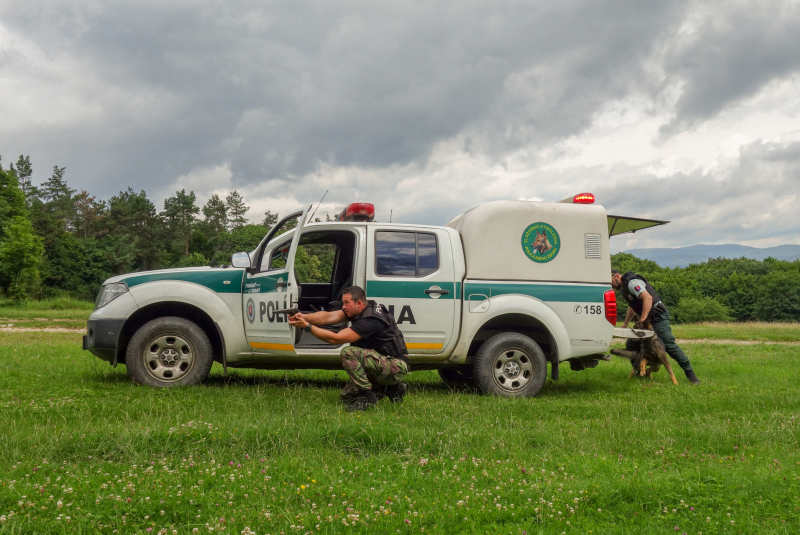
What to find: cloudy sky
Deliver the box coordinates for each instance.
[1,0,799,251]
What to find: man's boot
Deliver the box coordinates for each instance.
[685,370,700,385]
[346,390,378,412]
[385,383,407,403]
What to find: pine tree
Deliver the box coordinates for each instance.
[262,210,278,228]
[162,189,199,256]
[28,165,77,244]
[73,190,107,240]
[108,188,162,271]
[10,155,33,205]
[226,190,249,230]
[203,194,228,234]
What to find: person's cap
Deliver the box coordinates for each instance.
[611,269,620,275]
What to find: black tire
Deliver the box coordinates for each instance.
[126,316,213,388]
[438,365,477,390]
[473,332,547,398]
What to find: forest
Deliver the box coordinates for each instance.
[1,154,798,322]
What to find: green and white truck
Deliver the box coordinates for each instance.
[84,195,664,397]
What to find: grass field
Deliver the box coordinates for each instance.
[1,315,799,534]
[670,322,800,342]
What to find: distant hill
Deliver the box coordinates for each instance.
[623,244,800,268]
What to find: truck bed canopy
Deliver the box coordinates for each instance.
[447,200,611,284]
[607,215,668,237]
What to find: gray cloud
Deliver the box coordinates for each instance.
[658,0,800,136]
[594,139,800,249]
[2,0,687,195]
[1,0,799,249]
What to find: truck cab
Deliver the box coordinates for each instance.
[84,196,665,397]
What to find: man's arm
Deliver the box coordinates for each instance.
[624,306,635,327]
[639,291,653,320]
[291,309,347,326]
[287,315,361,345]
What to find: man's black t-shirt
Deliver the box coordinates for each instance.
[349,316,385,341]
[347,301,409,362]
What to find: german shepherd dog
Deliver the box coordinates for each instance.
[531,230,553,255]
[611,320,679,385]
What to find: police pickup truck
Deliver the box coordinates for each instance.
[84,195,665,397]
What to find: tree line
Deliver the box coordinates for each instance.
[2,153,799,321]
[611,252,800,323]
[0,154,332,301]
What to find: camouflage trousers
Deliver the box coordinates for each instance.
[339,347,409,402]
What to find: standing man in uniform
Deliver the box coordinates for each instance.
[288,286,409,411]
[611,269,701,384]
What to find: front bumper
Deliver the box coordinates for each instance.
[84,318,126,363]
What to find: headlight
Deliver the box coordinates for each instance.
[94,283,129,310]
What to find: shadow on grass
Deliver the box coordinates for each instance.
[204,372,347,390]
[317,426,409,457]
[82,365,626,401]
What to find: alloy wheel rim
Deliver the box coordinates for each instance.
[492,348,534,391]
[142,333,195,383]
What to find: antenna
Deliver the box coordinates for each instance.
[308,189,328,222]
[390,209,393,223]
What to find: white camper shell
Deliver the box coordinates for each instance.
[446,200,610,284]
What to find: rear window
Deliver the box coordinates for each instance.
[376,231,439,277]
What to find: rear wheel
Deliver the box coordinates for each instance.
[126,317,213,388]
[473,332,547,398]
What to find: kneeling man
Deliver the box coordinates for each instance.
[288,286,409,411]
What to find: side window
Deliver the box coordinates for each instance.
[417,233,438,276]
[262,241,291,271]
[376,231,439,277]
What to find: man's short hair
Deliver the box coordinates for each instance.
[611,269,620,275]
[342,286,367,303]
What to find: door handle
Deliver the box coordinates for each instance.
[424,289,449,295]
[275,281,291,289]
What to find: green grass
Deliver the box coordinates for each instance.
[1,330,799,534]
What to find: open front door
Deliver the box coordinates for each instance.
[607,215,669,237]
[243,205,312,355]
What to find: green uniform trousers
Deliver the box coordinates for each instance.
[626,311,694,375]
[339,346,409,402]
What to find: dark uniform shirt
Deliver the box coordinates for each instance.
[348,301,409,363]
[349,316,385,341]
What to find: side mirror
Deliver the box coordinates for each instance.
[231,252,251,269]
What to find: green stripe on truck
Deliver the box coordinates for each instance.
[464,281,609,302]
[367,280,456,300]
[122,270,245,293]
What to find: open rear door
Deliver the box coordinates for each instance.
[607,215,668,237]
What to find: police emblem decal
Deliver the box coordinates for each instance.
[521,222,561,263]
[246,298,256,323]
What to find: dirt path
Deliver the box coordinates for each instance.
[2,328,799,345]
[676,338,800,346]
[0,327,84,333]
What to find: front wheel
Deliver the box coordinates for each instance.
[473,332,547,398]
[126,317,214,388]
